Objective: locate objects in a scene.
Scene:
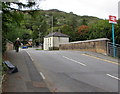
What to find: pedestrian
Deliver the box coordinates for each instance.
[35,41,39,47]
[14,38,21,52]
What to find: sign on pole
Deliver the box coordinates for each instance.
[109,15,117,24]
[109,15,117,57]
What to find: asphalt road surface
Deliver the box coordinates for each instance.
[24,48,119,92]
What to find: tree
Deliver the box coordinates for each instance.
[26,12,48,43]
[81,19,88,25]
[77,25,89,40]
[115,19,120,44]
[78,25,89,34]
[88,20,111,40]
[67,15,78,32]
[2,2,37,53]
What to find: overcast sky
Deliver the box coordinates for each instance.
[19,0,119,19]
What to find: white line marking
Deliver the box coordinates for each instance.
[26,51,31,56]
[40,72,45,79]
[63,56,86,66]
[107,74,120,80]
[26,51,34,61]
[31,59,34,62]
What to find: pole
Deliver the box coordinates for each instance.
[52,15,54,50]
[39,31,41,47]
[52,16,53,33]
[112,23,115,57]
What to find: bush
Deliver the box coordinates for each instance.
[49,47,59,50]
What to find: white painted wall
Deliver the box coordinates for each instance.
[44,36,69,50]
[44,38,48,50]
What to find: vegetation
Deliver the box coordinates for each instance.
[2,2,120,53]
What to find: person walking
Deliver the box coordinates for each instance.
[14,38,21,52]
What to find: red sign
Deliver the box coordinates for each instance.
[109,15,117,24]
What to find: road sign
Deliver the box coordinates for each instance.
[109,15,117,57]
[109,15,117,24]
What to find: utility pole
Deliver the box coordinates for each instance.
[52,16,54,33]
[39,31,41,45]
[52,15,54,50]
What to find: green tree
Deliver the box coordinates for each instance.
[27,12,48,43]
[2,2,36,53]
[88,20,111,40]
[81,19,88,25]
[115,19,120,44]
[77,25,89,40]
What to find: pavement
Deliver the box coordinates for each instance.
[2,49,51,93]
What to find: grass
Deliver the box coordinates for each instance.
[35,48,42,50]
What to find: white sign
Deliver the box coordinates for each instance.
[109,15,117,24]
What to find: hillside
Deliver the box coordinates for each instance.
[3,6,120,45]
[24,9,100,27]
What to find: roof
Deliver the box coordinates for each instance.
[45,32,69,38]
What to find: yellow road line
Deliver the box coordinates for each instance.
[82,54,119,65]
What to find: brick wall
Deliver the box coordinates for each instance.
[59,38,109,55]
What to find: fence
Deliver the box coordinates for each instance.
[107,42,120,58]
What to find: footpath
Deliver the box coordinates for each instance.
[2,49,50,93]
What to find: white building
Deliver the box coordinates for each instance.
[44,32,69,50]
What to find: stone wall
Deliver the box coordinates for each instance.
[59,38,109,55]
[6,41,13,51]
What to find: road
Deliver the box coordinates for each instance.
[25,48,119,92]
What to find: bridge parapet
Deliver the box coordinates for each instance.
[59,38,109,55]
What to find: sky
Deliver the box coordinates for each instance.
[19,0,120,19]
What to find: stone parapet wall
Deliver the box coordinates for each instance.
[59,38,109,55]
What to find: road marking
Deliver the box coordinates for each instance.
[31,59,34,62]
[82,54,119,65]
[26,51,34,62]
[62,56,86,66]
[107,74,120,80]
[40,72,46,79]
[26,51,31,57]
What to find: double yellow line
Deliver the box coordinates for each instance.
[82,54,119,65]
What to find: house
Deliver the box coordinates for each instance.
[44,32,69,50]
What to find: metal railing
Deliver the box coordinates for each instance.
[107,42,120,58]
